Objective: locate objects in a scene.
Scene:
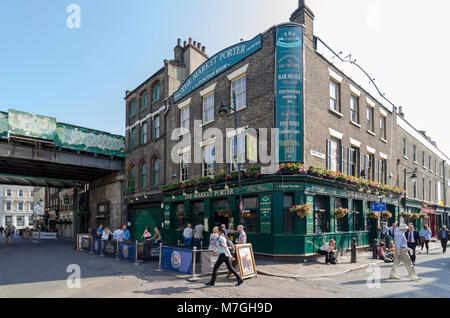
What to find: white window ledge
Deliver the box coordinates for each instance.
[227,64,249,81]
[328,108,343,118]
[350,121,361,128]
[380,137,387,144]
[200,83,217,97]
[367,130,376,136]
[200,120,215,128]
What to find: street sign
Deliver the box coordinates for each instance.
[371,202,386,212]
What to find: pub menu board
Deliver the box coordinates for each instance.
[103,240,116,256]
[164,205,171,229]
[260,195,272,234]
[80,237,91,250]
[306,195,314,234]
[275,24,304,162]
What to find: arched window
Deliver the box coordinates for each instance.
[140,91,148,110]
[140,161,147,189]
[153,158,160,186]
[152,82,160,102]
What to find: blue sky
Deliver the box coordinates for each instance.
[1,0,450,155]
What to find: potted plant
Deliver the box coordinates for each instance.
[401,212,412,219]
[367,211,379,219]
[419,213,428,219]
[331,207,350,218]
[217,208,232,218]
[411,213,420,219]
[381,211,393,219]
[289,203,312,218]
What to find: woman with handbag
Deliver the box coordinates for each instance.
[419,225,431,253]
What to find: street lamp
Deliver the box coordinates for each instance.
[218,91,244,226]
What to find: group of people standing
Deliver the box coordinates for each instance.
[141,226,162,244]
[95,224,131,243]
[0,224,15,245]
[182,223,247,249]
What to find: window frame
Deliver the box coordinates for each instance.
[231,75,247,111]
[202,92,215,124]
[329,80,340,112]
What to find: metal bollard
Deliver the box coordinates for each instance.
[115,239,120,261]
[100,239,104,257]
[133,241,141,266]
[351,238,357,263]
[155,243,163,272]
[188,246,199,282]
[372,239,378,259]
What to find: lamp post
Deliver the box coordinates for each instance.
[219,92,244,225]
[401,165,418,224]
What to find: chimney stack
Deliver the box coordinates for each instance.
[189,37,192,45]
[177,38,181,47]
[197,42,201,49]
[290,0,314,47]
[399,106,405,118]
[202,46,206,53]
[193,40,197,47]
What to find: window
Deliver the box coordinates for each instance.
[437,181,441,201]
[348,147,359,177]
[367,106,374,132]
[240,196,259,232]
[29,202,34,211]
[379,116,386,139]
[429,180,432,202]
[335,198,347,232]
[231,135,246,172]
[16,216,24,227]
[191,201,204,227]
[413,145,417,162]
[152,82,160,102]
[231,75,246,111]
[29,191,33,197]
[140,92,148,110]
[423,178,426,201]
[140,162,147,188]
[180,152,190,182]
[130,128,136,149]
[435,159,438,176]
[329,80,340,112]
[141,122,147,145]
[350,95,359,123]
[429,156,432,171]
[153,158,160,186]
[18,190,23,197]
[367,154,375,181]
[403,138,407,157]
[202,145,215,177]
[283,194,295,234]
[129,100,136,118]
[380,159,387,184]
[18,202,23,211]
[203,93,214,123]
[5,216,12,225]
[326,138,340,172]
[28,214,33,226]
[180,107,190,134]
[413,180,417,199]
[422,151,425,167]
[6,189,11,197]
[5,202,11,211]
[153,115,160,139]
[314,196,329,234]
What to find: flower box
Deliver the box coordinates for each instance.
[289,203,312,218]
[367,211,378,219]
[331,208,350,218]
[381,211,393,219]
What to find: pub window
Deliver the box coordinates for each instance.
[180,152,190,182]
[348,147,359,177]
[335,198,347,232]
[203,93,215,123]
[180,106,190,134]
[5,216,12,225]
[231,75,247,111]
[282,194,295,234]
[350,95,359,123]
[16,216,24,227]
[240,196,259,233]
[379,115,386,139]
[326,138,340,172]
[191,201,204,227]
[202,145,215,177]
[314,196,328,234]
[366,106,374,132]
[176,203,186,230]
[352,200,363,231]
[329,80,340,112]
[231,134,246,172]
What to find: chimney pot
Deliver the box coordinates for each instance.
[197,42,201,48]
[189,38,192,45]
[202,46,206,52]
[177,38,181,46]
[193,40,197,46]
[183,41,187,47]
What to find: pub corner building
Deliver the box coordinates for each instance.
[123,0,450,257]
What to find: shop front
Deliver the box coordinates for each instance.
[162,175,401,256]
[422,204,437,238]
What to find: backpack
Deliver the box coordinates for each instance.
[328,252,337,264]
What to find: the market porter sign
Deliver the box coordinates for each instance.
[173,34,262,103]
[275,24,304,163]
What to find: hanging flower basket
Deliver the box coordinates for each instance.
[419,213,429,219]
[410,213,420,219]
[217,208,232,218]
[331,208,350,218]
[401,212,412,219]
[381,211,393,219]
[367,211,379,219]
[289,203,312,218]
[176,211,188,219]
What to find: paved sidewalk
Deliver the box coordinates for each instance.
[256,240,444,279]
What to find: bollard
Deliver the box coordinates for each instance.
[372,239,378,259]
[133,241,141,266]
[115,239,120,261]
[89,236,94,254]
[155,243,163,272]
[188,246,199,282]
[178,240,180,247]
[351,237,357,263]
[100,239,104,257]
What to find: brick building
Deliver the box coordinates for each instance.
[123,1,450,255]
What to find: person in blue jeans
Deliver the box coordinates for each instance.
[122,225,130,242]
[438,225,450,253]
[183,223,193,247]
[419,225,431,253]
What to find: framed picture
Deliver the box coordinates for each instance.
[235,243,257,280]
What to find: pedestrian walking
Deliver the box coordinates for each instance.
[419,225,432,253]
[389,223,422,281]
[204,227,243,287]
[437,225,450,254]
[381,222,390,247]
[208,226,219,251]
[0,226,4,237]
[182,223,193,247]
[193,222,205,249]
[405,224,420,265]
[5,224,12,246]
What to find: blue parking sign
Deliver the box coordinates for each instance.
[371,203,386,212]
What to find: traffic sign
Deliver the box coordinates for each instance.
[371,202,386,212]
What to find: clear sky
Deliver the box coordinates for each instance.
[1,0,449,154]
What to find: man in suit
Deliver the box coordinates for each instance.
[437,225,450,253]
[405,223,420,265]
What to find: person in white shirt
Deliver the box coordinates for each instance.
[101,227,111,240]
[113,226,124,242]
[235,225,247,244]
[318,239,336,264]
[183,224,193,247]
